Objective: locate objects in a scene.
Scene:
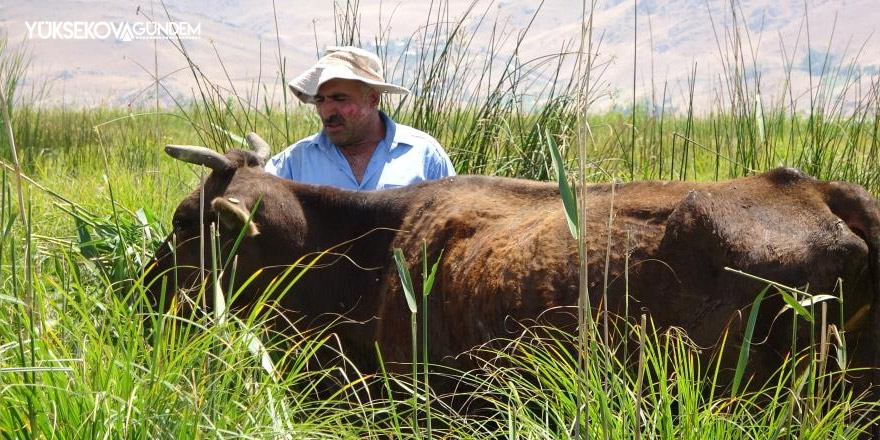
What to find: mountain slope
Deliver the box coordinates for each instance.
[1,0,876,110]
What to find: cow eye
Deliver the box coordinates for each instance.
[172,217,190,230]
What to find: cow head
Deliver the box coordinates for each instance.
[144,133,307,317]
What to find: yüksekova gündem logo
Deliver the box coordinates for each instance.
[25,21,201,41]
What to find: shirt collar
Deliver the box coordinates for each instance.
[380,111,400,152]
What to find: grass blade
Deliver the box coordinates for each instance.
[545,127,578,239]
[731,285,769,397]
[394,248,417,314]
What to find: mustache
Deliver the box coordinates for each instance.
[323,115,344,125]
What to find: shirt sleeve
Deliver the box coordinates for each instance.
[264,153,287,178]
[424,140,456,179]
[264,141,304,181]
[427,147,456,179]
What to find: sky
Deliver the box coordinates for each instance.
[1,0,877,112]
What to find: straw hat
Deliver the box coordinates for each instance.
[289,46,410,103]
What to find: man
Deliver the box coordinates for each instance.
[265,46,455,190]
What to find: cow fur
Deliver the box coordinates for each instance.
[145,149,880,392]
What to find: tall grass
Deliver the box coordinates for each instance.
[1,0,880,438]
[446,318,877,439]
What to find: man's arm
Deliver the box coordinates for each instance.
[265,137,313,180]
[426,146,456,179]
[264,152,292,179]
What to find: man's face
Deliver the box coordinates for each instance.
[313,79,379,148]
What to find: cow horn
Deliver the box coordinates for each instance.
[246,132,272,161]
[165,144,233,171]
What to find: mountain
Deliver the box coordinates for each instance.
[1,0,877,111]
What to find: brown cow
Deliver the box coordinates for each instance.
[145,135,880,392]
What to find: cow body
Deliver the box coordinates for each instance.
[147,148,880,389]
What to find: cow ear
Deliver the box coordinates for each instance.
[211,197,260,237]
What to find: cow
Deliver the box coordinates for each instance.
[144,134,880,395]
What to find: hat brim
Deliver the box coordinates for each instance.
[289,65,410,104]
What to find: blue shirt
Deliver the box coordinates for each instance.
[264,112,455,190]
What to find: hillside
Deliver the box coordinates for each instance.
[1,0,877,111]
